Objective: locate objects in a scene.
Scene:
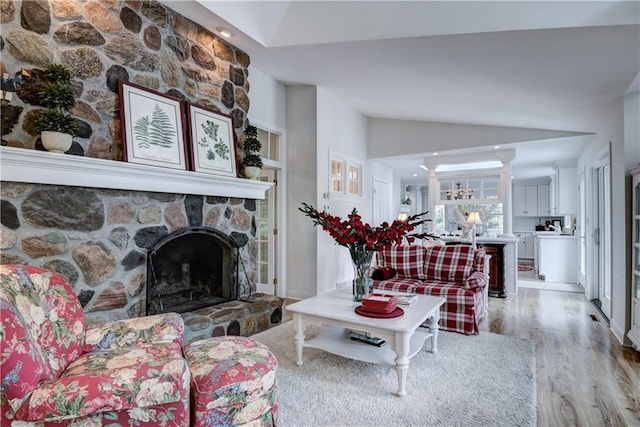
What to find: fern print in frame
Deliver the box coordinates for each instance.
[119,81,188,170]
[187,103,237,177]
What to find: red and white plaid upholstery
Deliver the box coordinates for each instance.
[372,245,488,335]
[424,245,474,282]
[379,245,426,279]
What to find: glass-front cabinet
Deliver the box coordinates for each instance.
[628,164,640,351]
[434,174,504,236]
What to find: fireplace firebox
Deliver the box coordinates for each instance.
[146,227,245,315]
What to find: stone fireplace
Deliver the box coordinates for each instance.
[147,226,241,315]
[0,148,281,343]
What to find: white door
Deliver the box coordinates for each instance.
[254,168,278,295]
[578,174,587,289]
[373,178,390,225]
[593,156,612,320]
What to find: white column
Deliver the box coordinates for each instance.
[500,163,514,237]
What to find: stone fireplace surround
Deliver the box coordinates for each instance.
[0,146,282,342]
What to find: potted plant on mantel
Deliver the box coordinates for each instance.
[241,124,263,179]
[35,63,79,153]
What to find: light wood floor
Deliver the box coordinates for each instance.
[281,288,640,426]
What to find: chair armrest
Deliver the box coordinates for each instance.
[464,270,488,291]
[84,312,184,352]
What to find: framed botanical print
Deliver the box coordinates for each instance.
[119,81,189,170]
[186,103,237,177]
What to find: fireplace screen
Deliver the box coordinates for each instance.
[146,227,240,314]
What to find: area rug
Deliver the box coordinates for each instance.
[252,322,536,427]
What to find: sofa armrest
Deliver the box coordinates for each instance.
[84,312,184,352]
[464,270,488,291]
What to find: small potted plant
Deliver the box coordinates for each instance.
[241,124,263,179]
[35,63,79,153]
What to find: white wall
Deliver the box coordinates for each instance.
[285,86,318,300]
[316,87,370,295]
[367,118,588,158]
[247,67,286,130]
[577,99,628,344]
[624,93,640,169]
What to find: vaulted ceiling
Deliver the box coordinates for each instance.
[162,1,640,181]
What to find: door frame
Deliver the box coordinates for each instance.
[591,149,612,320]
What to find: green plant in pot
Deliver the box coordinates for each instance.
[241,124,263,179]
[35,63,79,153]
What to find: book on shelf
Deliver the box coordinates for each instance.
[349,331,386,347]
[395,294,417,305]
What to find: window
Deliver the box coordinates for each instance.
[256,127,280,161]
[331,159,344,193]
[329,152,363,197]
[435,203,504,236]
[347,163,362,196]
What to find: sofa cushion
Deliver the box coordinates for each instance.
[0,307,47,416]
[15,341,189,422]
[0,264,85,379]
[380,245,426,279]
[424,245,474,282]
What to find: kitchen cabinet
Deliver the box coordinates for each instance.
[481,244,505,298]
[513,184,549,217]
[514,232,534,259]
[536,184,550,216]
[513,185,538,217]
[537,235,577,282]
[627,164,640,351]
[551,161,577,215]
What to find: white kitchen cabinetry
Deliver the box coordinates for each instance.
[627,164,640,351]
[536,184,550,216]
[513,185,539,217]
[514,232,534,259]
[537,235,578,283]
[513,184,549,217]
[551,161,577,215]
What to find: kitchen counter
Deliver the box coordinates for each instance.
[535,233,577,239]
[535,233,578,282]
[438,235,519,244]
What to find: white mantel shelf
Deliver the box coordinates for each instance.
[0,146,273,199]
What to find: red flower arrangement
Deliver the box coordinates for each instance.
[299,202,432,300]
[299,202,431,251]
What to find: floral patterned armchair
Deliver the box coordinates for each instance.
[0,264,191,426]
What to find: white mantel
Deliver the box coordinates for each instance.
[0,146,272,199]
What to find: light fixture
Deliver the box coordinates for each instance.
[216,26,232,38]
[412,173,418,177]
[397,212,409,222]
[433,152,439,156]
[467,211,483,250]
[493,145,500,149]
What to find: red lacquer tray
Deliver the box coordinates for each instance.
[355,305,404,318]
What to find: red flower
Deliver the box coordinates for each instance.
[299,202,431,251]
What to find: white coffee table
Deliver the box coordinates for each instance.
[285,289,446,396]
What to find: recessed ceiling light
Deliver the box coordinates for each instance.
[494,145,500,149]
[216,27,232,38]
[433,152,439,156]
[412,173,418,177]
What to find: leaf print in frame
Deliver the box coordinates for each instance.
[119,81,188,170]
[186,103,237,177]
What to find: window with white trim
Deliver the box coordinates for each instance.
[329,152,363,197]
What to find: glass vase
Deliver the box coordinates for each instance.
[350,247,375,302]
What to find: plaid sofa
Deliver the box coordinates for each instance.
[372,245,489,335]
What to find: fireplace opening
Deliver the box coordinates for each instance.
[146,227,242,315]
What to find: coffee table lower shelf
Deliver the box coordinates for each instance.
[305,326,433,367]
